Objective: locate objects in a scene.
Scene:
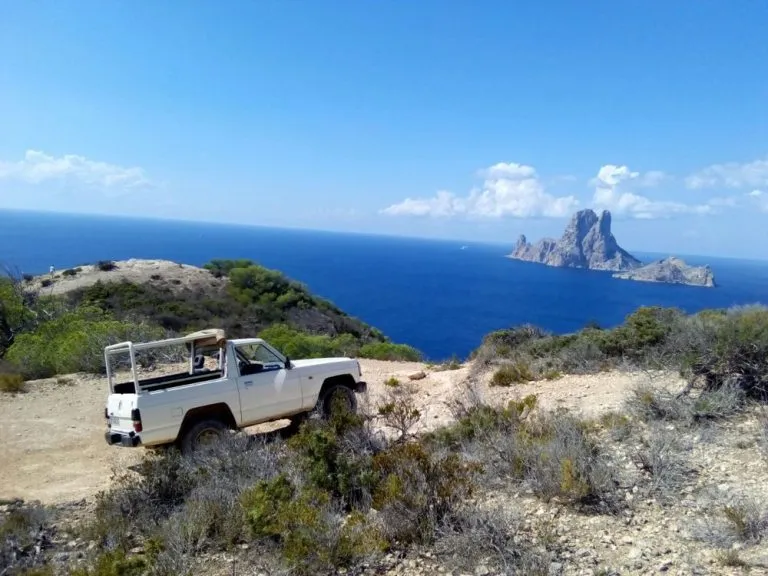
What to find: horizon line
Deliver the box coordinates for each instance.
[1,207,765,264]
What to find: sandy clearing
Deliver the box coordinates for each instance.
[0,360,685,505]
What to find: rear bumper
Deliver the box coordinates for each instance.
[105,430,141,447]
[355,380,367,394]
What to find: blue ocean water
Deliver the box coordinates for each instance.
[2,210,767,361]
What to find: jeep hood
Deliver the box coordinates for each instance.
[290,358,353,368]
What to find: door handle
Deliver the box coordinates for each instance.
[243,380,253,387]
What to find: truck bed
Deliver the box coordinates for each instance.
[114,370,224,394]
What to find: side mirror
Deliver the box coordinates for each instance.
[285,357,292,369]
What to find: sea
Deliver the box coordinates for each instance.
[2,210,767,361]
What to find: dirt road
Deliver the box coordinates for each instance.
[0,360,683,505]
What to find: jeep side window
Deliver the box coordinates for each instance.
[235,344,283,376]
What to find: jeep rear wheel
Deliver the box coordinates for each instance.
[180,419,228,454]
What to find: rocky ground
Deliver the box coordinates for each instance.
[2,362,767,575]
[26,258,226,296]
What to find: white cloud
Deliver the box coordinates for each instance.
[591,164,712,219]
[747,189,768,212]
[0,150,151,190]
[382,162,578,218]
[685,157,768,189]
[589,165,668,189]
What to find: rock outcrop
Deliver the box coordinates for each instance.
[510,209,642,272]
[613,256,716,287]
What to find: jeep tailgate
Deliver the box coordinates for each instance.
[106,393,137,433]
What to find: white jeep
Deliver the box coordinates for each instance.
[103,329,366,453]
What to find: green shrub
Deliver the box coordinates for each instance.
[203,259,255,278]
[62,268,79,277]
[40,278,53,288]
[259,324,359,359]
[372,441,478,544]
[5,307,164,379]
[490,361,534,386]
[242,477,384,574]
[241,474,295,539]
[358,342,421,361]
[70,549,149,576]
[286,418,377,506]
[684,306,768,398]
[0,372,24,393]
[22,273,34,282]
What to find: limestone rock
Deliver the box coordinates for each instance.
[613,256,715,288]
[510,209,642,272]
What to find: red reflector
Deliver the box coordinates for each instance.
[133,421,143,432]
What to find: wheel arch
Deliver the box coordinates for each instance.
[318,373,360,398]
[176,402,237,443]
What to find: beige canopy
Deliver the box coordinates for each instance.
[185,328,227,348]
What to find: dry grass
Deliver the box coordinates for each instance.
[0,372,25,393]
[625,382,746,425]
[632,427,690,500]
[435,506,550,575]
[693,496,768,548]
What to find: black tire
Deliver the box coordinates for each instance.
[180,418,228,455]
[319,384,357,420]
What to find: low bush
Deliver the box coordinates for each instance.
[632,428,689,499]
[0,500,52,574]
[372,441,477,544]
[241,477,384,574]
[62,268,80,277]
[520,414,617,506]
[435,507,550,575]
[70,549,150,576]
[96,260,117,272]
[40,279,53,288]
[358,341,421,362]
[435,397,617,509]
[22,273,34,282]
[626,383,746,425]
[0,372,25,393]
[376,381,422,443]
[598,411,632,441]
[203,258,256,278]
[490,360,534,386]
[694,497,768,548]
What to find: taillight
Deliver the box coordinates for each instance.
[104,407,108,420]
[131,408,143,433]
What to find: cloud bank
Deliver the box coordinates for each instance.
[382,162,578,218]
[0,150,151,190]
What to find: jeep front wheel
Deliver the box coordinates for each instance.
[319,384,357,420]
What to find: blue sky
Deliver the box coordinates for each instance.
[1,0,767,258]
